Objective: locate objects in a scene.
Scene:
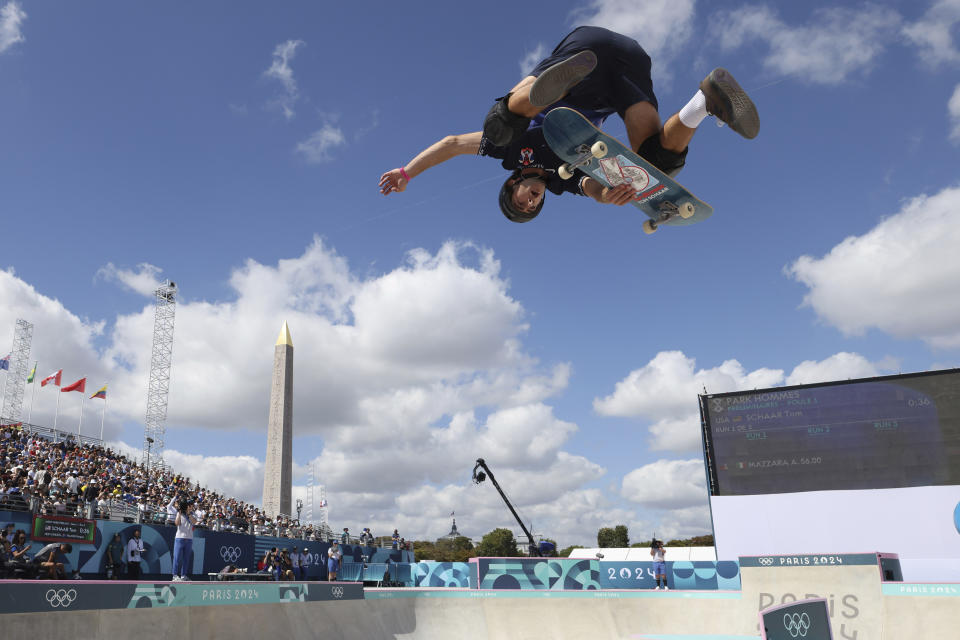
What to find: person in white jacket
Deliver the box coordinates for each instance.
[172,494,198,581]
[126,529,145,579]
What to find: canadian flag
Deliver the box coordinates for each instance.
[61,377,87,393]
[40,370,63,387]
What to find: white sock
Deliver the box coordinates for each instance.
[678,90,708,128]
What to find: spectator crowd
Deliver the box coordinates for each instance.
[0,423,327,538]
[1,423,408,580]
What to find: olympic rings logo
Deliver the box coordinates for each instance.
[45,589,77,608]
[331,586,344,599]
[783,612,811,637]
[759,557,775,566]
[220,546,242,563]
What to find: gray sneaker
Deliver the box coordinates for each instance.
[529,50,598,108]
[700,68,759,139]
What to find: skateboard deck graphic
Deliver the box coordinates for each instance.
[542,107,712,233]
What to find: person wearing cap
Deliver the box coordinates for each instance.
[341,527,349,546]
[105,533,124,579]
[297,547,310,581]
[290,546,302,581]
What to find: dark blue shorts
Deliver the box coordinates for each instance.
[530,26,659,118]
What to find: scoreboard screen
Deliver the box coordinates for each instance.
[701,369,960,496]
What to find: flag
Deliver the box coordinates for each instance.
[450,511,455,517]
[0,354,9,371]
[61,377,87,393]
[90,385,107,400]
[41,370,62,387]
[26,362,37,383]
[319,499,328,508]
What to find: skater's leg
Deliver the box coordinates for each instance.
[624,102,689,178]
[622,101,662,153]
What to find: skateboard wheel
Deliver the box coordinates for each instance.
[558,164,573,180]
[591,141,608,159]
[642,220,657,235]
[679,202,695,219]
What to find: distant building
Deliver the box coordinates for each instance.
[437,516,471,544]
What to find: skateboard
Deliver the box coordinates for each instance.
[542,107,712,234]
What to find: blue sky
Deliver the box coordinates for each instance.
[2,0,960,547]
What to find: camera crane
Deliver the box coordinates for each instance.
[471,458,541,557]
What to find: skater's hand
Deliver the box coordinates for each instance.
[379,168,408,195]
[600,183,634,206]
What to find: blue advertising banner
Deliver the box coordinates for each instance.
[474,558,741,591]
[2,509,412,580]
[0,580,363,615]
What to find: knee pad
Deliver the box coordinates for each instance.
[637,136,688,177]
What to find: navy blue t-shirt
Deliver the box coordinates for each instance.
[477,127,584,197]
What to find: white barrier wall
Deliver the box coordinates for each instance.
[711,486,960,581]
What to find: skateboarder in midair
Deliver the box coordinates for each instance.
[379,26,759,223]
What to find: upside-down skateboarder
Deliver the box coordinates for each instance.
[379,26,759,223]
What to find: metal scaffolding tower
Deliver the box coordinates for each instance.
[1,319,33,425]
[142,280,177,470]
[305,461,328,527]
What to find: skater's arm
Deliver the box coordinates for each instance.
[379,132,483,195]
[580,177,635,206]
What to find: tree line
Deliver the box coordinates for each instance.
[410,525,713,561]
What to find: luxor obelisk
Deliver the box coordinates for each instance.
[262,321,293,518]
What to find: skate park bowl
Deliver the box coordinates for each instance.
[3,552,960,639]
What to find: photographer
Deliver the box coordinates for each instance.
[172,494,198,582]
[650,539,668,590]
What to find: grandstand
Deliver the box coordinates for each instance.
[0,421,332,542]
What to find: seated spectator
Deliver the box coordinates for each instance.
[0,538,12,578]
[33,542,72,579]
[9,530,33,566]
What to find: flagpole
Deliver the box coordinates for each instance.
[27,362,38,425]
[77,375,87,437]
[54,384,61,431]
[99,387,107,441]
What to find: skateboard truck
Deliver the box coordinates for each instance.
[643,200,697,234]
[557,141,608,180]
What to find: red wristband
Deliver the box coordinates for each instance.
[400,167,410,182]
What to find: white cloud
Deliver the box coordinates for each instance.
[519,43,547,77]
[0,268,109,430]
[3,239,645,544]
[0,1,25,54]
[96,262,165,298]
[264,39,305,120]
[787,185,960,348]
[712,4,901,84]
[621,459,707,509]
[949,84,960,142]
[594,350,783,452]
[903,0,960,67]
[785,352,894,386]
[572,0,696,80]
[295,124,346,163]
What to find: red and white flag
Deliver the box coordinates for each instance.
[61,377,87,393]
[40,370,63,387]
